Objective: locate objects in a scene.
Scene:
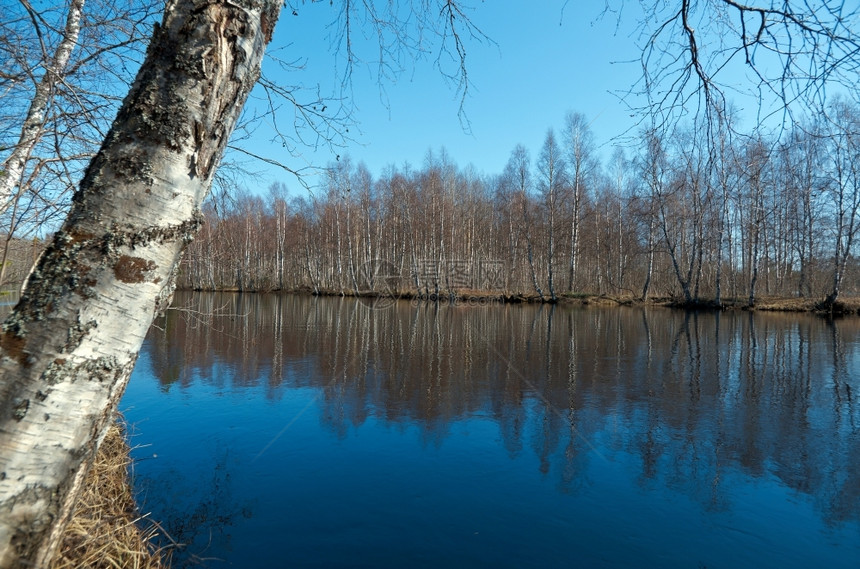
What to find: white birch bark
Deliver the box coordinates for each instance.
[0,0,85,217]
[0,0,281,565]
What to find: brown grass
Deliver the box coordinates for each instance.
[752,296,821,312]
[49,419,171,569]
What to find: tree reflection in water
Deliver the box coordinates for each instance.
[131,292,860,566]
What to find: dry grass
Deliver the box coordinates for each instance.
[742,295,860,314]
[753,296,821,312]
[50,419,171,569]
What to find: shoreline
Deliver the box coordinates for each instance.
[178,287,860,316]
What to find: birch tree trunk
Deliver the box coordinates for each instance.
[0,0,280,566]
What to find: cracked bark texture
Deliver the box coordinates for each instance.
[0,0,281,566]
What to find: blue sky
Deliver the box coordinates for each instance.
[232,1,656,194]
[233,1,685,194]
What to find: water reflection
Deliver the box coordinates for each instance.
[122,294,860,567]
[144,293,860,527]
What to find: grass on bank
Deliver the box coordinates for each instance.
[50,419,171,569]
[227,286,860,314]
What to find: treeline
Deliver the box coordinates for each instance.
[179,106,860,306]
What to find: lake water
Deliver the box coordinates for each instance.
[122,293,860,568]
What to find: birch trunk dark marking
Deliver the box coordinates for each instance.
[0,0,281,566]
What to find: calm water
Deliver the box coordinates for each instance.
[122,293,860,568]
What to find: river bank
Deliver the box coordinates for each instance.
[49,419,169,569]
[181,286,860,315]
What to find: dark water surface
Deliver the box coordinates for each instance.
[122,293,860,568]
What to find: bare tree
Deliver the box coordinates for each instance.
[562,112,597,293]
[779,124,824,298]
[631,0,860,131]
[823,101,860,307]
[738,136,773,306]
[643,125,711,304]
[624,1,860,302]
[0,0,86,214]
[537,129,564,302]
[604,147,634,294]
[640,129,673,299]
[710,111,738,306]
[504,144,543,299]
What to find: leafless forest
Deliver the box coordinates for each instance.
[3,2,859,308]
[180,107,860,306]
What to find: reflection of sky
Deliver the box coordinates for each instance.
[122,295,860,568]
